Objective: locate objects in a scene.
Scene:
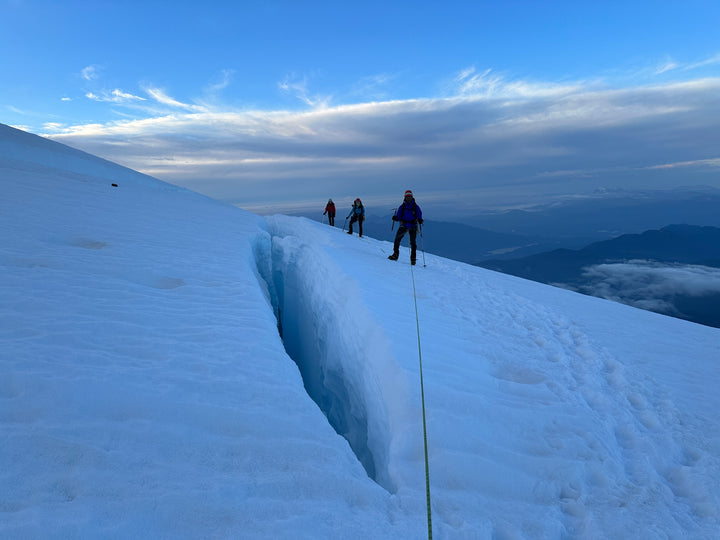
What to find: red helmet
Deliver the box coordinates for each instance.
[404,190,413,198]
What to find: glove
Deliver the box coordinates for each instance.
[418,218,424,224]
[392,215,398,221]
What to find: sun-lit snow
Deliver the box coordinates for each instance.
[1,123,719,538]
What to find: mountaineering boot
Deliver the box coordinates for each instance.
[411,259,417,265]
[388,253,399,261]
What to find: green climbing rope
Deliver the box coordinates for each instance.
[411,264,432,539]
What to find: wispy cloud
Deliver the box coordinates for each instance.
[144,87,207,112]
[644,158,720,170]
[642,52,720,76]
[204,69,234,94]
[82,83,211,114]
[454,67,501,96]
[685,53,720,71]
[42,122,65,131]
[86,89,146,103]
[537,156,720,180]
[655,58,678,74]
[278,75,331,108]
[347,73,397,101]
[453,66,582,99]
[81,65,101,81]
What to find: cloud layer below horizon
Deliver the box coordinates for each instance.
[577,261,720,321]
[37,69,720,215]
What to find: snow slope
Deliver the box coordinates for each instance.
[1,123,719,538]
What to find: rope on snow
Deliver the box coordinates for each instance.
[410,263,432,539]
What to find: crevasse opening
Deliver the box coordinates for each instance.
[258,223,397,492]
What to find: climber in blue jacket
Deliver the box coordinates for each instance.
[388,190,423,265]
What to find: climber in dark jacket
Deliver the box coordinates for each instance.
[388,190,423,265]
[346,198,365,237]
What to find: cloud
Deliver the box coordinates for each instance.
[685,53,720,71]
[455,67,500,96]
[81,65,101,81]
[278,75,331,108]
[655,58,678,74]
[579,261,720,314]
[42,74,720,215]
[452,66,583,99]
[83,85,209,114]
[204,69,234,94]
[347,73,397,101]
[86,89,146,103]
[644,158,720,170]
[144,87,207,112]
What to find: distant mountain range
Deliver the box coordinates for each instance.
[478,224,720,282]
[359,216,567,263]
[464,189,720,241]
[478,225,720,328]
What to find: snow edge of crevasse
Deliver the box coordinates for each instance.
[259,216,415,494]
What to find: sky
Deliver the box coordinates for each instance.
[3,121,720,538]
[2,0,720,216]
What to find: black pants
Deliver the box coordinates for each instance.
[327,213,335,226]
[348,216,363,236]
[393,225,417,261]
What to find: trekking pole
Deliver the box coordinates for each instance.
[342,216,349,232]
[420,224,426,267]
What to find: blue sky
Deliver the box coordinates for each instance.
[3,0,720,216]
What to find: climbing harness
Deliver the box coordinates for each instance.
[410,263,432,539]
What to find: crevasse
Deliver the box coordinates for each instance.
[256,220,397,492]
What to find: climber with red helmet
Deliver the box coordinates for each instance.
[388,190,423,265]
[323,198,336,226]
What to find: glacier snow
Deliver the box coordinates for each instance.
[1,123,719,538]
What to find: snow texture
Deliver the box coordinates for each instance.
[1,123,719,538]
